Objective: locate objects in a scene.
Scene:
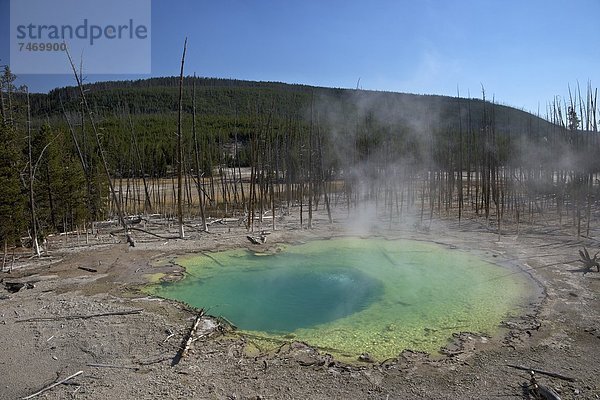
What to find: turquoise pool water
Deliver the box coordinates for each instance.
[149,238,534,360]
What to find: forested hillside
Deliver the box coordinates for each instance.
[1,68,598,255]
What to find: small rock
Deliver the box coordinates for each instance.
[358,353,375,363]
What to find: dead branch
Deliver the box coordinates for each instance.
[87,363,139,371]
[200,252,225,267]
[16,309,143,323]
[163,332,175,343]
[171,308,205,366]
[129,227,179,240]
[21,370,83,399]
[216,315,237,330]
[506,364,576,382]
[137,356,171,366]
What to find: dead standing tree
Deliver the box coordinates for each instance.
[176,38,187,239]
[25,87,40,257]
[191,74,208,231]
[65,48,130,241]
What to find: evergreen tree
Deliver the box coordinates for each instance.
[568,106,580,131]
[33,124,88,234]
[1,66,17,127]
[0,122,26,248]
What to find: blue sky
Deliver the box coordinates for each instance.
[1,0,599,114]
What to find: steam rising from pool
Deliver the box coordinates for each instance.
[150,238,534,361]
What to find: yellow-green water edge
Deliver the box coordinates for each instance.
[148,238,536,361]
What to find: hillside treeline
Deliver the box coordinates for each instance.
[1,67,598,253]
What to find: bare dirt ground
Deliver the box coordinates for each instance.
[1,208,599,399]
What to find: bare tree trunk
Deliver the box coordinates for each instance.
[26,89,40,257]
[191,75,208,231]
[65,48,127,234]
[317,123,332,224]
[128,114,152,212]
[308,101,313,229]
[456,89,464,225]
[176,38,187,239]
[247,130,257,231]
[2,239,7,272]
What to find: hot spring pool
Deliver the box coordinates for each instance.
[149,238,535,361]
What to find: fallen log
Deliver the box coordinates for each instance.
[128,227,180,240]
[507,364,576,382]
[172,308,205,366]
[21,370,83,399]
[246,235,262,245]
[16,309,143,323]
[2,281,35,293]
[77,266,97,273]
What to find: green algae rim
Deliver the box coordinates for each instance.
[147,237,539,362]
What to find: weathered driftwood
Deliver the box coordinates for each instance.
[172,308,205,366]
[16,309,143,323]
[21,370,83,399]
[507,364,576,382]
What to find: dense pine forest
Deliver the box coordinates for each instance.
[1,65,598,255]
